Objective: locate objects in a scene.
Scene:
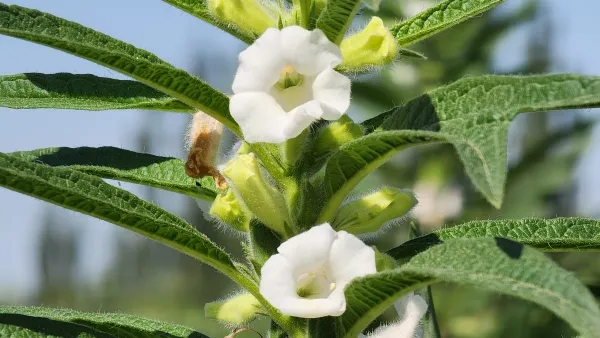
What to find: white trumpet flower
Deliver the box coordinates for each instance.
[360,292,428,338]
[259,223,376,318]
[230,26,351,143]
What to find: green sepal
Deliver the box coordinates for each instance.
[332,187,416,234]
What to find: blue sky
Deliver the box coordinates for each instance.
[0,0,599,300]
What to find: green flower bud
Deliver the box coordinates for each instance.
[312,115,364,157]
[208,0,276,38]
[338,17,398,72]
[332,187,416,234]
[222,153,290,234]
[205,293,263,325]
[209,189,252,232]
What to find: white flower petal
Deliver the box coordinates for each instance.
[260,254,298,305]
[230,92,293,143]
[260,253,346,318]
[277,294,346,318]
[367,294,428,338]
[280,26,342,76]
[277,223,337,274]
[269,77,315,112]
[329,231,377,285]
[232,28,285,93]
[312,68,352,119]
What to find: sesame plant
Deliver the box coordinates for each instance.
[1,0,600,337]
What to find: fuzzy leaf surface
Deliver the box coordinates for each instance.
[340,238,600,338]
[0,305,209,338]
[316,0,362,44]
[388,218,600,260]
[391,0,504,46]
[0,4,239,133]
[10,146,217,200]
[0,152,237,278]
[0,73,192,112]
[322,74,600,217]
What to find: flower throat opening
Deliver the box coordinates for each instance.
[296,268,336,299]
[276,65,304,89]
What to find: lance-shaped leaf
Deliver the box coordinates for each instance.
[321,75,600,218]
[0,305,210,338]
[0,152,299,335]
[9,146,217,200]
[388,217,600,260]
[0,73,193,112]
[318,130,443,222]
[339,238,600,338]
[0,4,240,134]
[316,0,362,44]
[162,0,255,44]
[0,152,239,280]
[390,0,504,46]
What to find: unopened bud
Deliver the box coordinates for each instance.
[339,17,398,72]
[222,153,290,234]
[208,0,276,38]
[185,111,227,189]
[332,187,416,234]
[205,293,262,325]
[312,115,364,157]
[210,190,252,232]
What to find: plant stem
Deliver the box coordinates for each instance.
[409,221,442,338]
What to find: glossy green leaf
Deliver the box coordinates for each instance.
[340,238,600,338]
[325,74,600,216]
[9,146,217,200]
[0,4,239,134]
[0,305,209,338]
[0,73,192,112]
[316,0,362,44]
[389,218,600,260]
[390,0,504,46]
[162,0,255,44]
[0,152,239,279]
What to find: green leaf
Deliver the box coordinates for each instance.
[390,0,504,46]
[162,0,254,44]
[0,152,300,336]
[316,0,362,44]
[9,146,217,200]
[0,305,209,338]
[388,218,600,260]
[318,130,441,222]
[342,74,600,211]
[0,73,192,112]
[0,152,239,280]
[0,4,240,134]
[340,238,600,338]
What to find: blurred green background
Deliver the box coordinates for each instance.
[1,0,599,337]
